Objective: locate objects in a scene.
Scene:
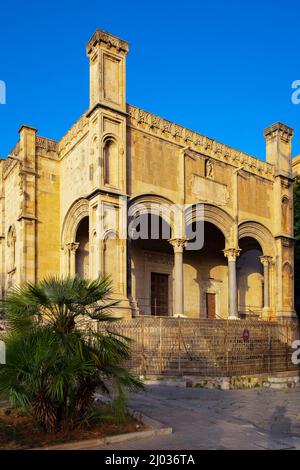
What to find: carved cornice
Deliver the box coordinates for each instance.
[127,105,275,181]
[3,142,20,174]
[58,113,89,158]
[86,30,129,55]
[36,136,59,153]
[264,122,294,143]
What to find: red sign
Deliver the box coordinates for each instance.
[243,329,250,342]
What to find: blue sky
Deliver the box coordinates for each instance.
[1,0,300,160]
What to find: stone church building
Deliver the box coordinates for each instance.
[1,30,296,320]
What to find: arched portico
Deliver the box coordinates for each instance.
[238,221,276,319]
[129,198,241,318]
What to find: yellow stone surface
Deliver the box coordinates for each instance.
[293,155,300,177]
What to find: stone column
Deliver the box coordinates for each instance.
[260,256,272,312]
[223,248,241,320]
[169,238,187,317]
[67,242,79,276]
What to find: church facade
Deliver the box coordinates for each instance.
[1,30,296,320]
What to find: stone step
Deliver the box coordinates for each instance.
[263,374,300,389]
[268,376,299,384]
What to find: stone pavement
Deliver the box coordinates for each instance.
[91,384,300,450]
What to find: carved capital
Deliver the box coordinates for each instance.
[223,248,241,262]
[260,256,273,268]
[169,238,188,253]
[66,242,80,253]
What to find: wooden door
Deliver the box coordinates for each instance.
[151,273,169,316]
[206,293,216,319]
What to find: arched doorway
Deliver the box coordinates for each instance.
[184,221,227,318]
[237,237,263,318]
[75,217,89,278]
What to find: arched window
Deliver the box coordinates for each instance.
[104,139,118,188]
[282,197,291,234]
[7,226,16,272]
[75,217,89,279]
[282,263,293,309]
[103,232,118,289]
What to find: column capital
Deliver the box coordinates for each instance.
[223,248,241,262]
[260,255,273,267]
[168,238,188,253]
[66,242,80,253]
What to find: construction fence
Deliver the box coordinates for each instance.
[98,316,300,378]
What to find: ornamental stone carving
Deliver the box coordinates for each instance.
[127,104,275,181]
[223,248,241,262]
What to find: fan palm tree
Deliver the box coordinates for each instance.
[0,276,143,432]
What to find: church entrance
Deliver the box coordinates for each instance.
[151,272,169,316]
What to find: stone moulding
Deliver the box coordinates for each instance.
[86,29,129,55]
[33,103,276,182]
[127,104,275,181]
[59,113,89,158]
[26,103,277,182]
[36,136,59,153]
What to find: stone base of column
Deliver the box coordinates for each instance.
[228,316,240,321]
[261,307,273,321]
[109,294,134,320]
[276,310,298,320]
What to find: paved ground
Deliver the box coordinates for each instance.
[92,384,300,450]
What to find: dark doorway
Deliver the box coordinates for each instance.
[206,293,216,319]
[151,273,169,316]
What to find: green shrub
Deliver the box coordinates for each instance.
[0,276,143,432]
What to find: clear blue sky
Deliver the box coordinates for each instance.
[1,0,300,160]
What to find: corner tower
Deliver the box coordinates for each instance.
[85,30,131,316]
[86,30,129,114]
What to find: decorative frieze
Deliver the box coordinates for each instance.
[127,105,275,181]
[36,136,59,153]
[59,113,89,158]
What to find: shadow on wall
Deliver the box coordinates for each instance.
[237,242,263,316]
